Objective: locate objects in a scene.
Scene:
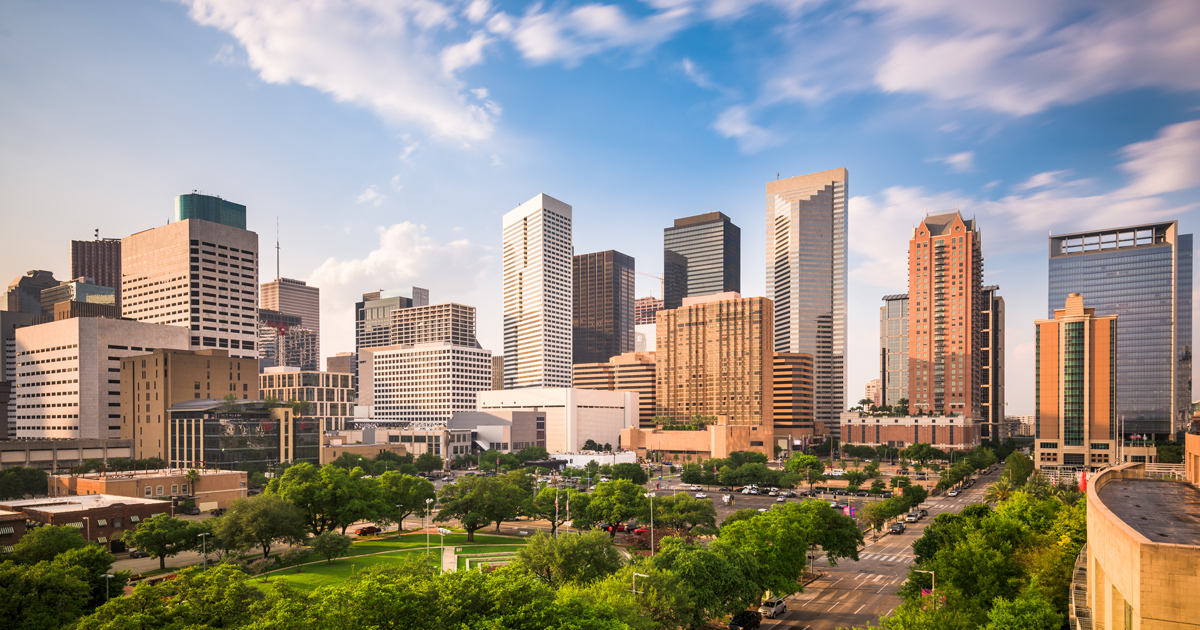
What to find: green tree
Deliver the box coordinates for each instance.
[588,479,649,528]
[611,462,649,485]
[435,475,517,542]
[863,501,894,539]
[983,584,1064,630]
[843,469,868,487]
[870,479,887,494]
[785,454,826,491]
[75,564,262,630]
[514,531,624,587]
[310,531,353,564]
[0,557,93,629]
[266,462,336,535]
[654,493,717,533]
[214,494,308,559]
[582,439,601,451]
[721,508,761,528]
[1003,451,1035,486]
[414,452,444,473]
[530,487,584,534]
[9,524,88,564]
[376,471,436,529]
[649,537,759,627]
[514,445,550,462]
[123,514,197,571]
[0,466,49,501]
[984,477,1015,504]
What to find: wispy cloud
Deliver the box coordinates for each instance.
[356,185,384,207]
[928,151,975,173]
[712,105,780,153]
[681,57,717,89]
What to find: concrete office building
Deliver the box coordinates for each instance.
[40,278,115,317]
[257,309,318,371]
[327,352,354,374]
[323,425,471,464]
[50,468,248,511]
[260,366,355,432]
[774,352,820,440]
[449,410,546,454]
[840,411,981,450]
[476,388,636,453]
[359,342,492,424]
[663,213,740,310]
[979,285,1006,438]
[767,169,848,432]
[261,278,319,353]
[167,398,318,468]
[175,192,246,229]
[573,351,657,428]
[0,438,133,471]
[355,287,427,379]
[1049,221,1193,438]
[32,301,121,325]
[502,193,573,389]
[573,250,635,365]
[635,296,662,325]
[1034,294,1118,471]
[1,311,36,439]
[391,302,480,348]
[880,294,908,407]
[72,238,122,308]
[122,197,259,359]
[491,355,503,390]
[656,292,775,452]
[119,348,258,461]
[6,271,59,315]
[907,211,985,416]
[14,317,189,441]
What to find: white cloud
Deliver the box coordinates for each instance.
[712,105,781,153]
[1116,120,1200,198]
[682,57,716,89]
[184,0,497,141]
[928,151,975,173]
[399,140,421,163]
[307,222,493,359]
[464,0,491,23]
[509,2,695,65]
[389,175,404,191]
[357,185,384,207]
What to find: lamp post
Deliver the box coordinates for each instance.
[101,573,114,603]
[914,569,936,607]
[82,517,90,542]
[198,532,211,569]
[425,498,434,558]
[643,492,655,556]
[396,504,402,533]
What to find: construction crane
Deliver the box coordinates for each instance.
[635,271,663,300]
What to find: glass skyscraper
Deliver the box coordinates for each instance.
[663,213,740,310]
[175,193,247,229]
[1048,222,1192,438]
[572,250,635,365]
[880,294,908,406]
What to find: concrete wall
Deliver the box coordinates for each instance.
[0,438,133,471]
[1186,433,1200,486]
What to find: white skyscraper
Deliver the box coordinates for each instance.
[122,200,259,359]
[502,193,573,389]
[767,168,848,432]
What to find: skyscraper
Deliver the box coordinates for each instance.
[1048,222,1192,438]
[1034,294,1117,471]
[663,213,740,310]
[258,309,318,371]
[907,211,983,417]
[355,287,427,378]
[773,352,818,439]
[502,193,573,389]
[979,285,1005,438]
[122,197,259,359]
[574,351,657,428]
[573,250,635,365]
[39,278,116,316]
[261,278,319,350]
[71,238,122,307]
[175,193,247,229]
[5,271,59,315]
[635,297,662,325]
[880,293,909,407]
[766,168,848,431]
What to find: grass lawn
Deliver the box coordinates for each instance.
[340,532,524,558]
[255,549,438,593]
[455,544,525,570]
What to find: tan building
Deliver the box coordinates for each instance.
[774,352,820,440]
[1034,294,1117,471]
[864,378,881,406]
[491,355,503,390]
[621,415,768,462]
[573,351,657,428]
[49,468,247,510]
[120,349,259,461]
[0,438,133,472]
[1081,457,1200,629]
[0,494,171,553]
[320,425,472,466]
[260,366,355,432]
[326,352,355,374]
[840,411,981,450]
[656,292,773,456]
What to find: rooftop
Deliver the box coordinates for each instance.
[1097,479,1200,546]
[0,494,167,513]
[51,468,245,481]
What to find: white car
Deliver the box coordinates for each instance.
[948,489,960,497]
[768,490,779,496]
[742,488,754,495]
[775,497,786,503]
[758,597,787,619]
[695,493,707,499]
[758,508,768,512]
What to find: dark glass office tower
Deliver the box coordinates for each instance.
[663,213,740,310]
[1048,222,1192,439]
[573,251,635,364]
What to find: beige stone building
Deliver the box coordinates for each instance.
[573,351,657,428]
[260,366,355,432]
[320,425,471,466]
[120,348,259,461]
[49,468,247,510]
[621,415,766,462]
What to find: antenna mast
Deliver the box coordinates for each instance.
[276,217,281,280]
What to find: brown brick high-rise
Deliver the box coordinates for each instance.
[71,238,122,308]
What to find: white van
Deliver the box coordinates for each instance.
[829,469,846,477]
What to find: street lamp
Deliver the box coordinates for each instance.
[396,504,402,533]
[643,492,655,556]
[914,569,936,607]
[101,573,114,603]
[198,532,211,569]
[425,498,434,558]
[82,517,90,542]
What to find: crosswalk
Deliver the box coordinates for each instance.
[858,552,915,564]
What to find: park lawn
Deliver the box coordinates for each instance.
[255,549,438,593]
[455,544,525,570]
[340,532,524,558]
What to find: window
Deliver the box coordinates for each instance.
[181,484,188,494]
[156,485,164,496]
[112,517,123,528]
[144,486,152,497]
[171,484,178,494]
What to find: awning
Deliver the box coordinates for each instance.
[96,519,108,527]
[150,513,165,518]
[0,527,13,535]
[67,522,84,528]
[96,537,107,544]
[1,546,12,553]
[129,516,140,523]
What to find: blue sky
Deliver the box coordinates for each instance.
[3,0,1200,415]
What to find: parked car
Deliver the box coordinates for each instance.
[758,597,787,619]
[183,506,201,516]
[632,526,650,535]
[767,490,779,496]
[784,490,797,498]
[896,468,909,475]
[128,549,151,558]
[210,508,227,517]
[834,489,847,496]
[718,487,733,492]
[695,493,708,499]
[948,489,960,497]
[354,526,383,536]
[920,508,929,517]
[729,610,763,629]
[905,513,919,523]
[775,497,786,503]
[856,491,869,497]
[889,522,906,534]
[881,492,894,499]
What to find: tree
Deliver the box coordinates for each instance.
[214,494,308,559]
[9,524,88,564]
[611,462,649,485]
[0,466,48,501]
[983,584,1064,630]
[654,493,717,533]
[530,487,584,534]
[75,565,262,630]
[863,501,893,539]
[514,445,550,462]
[124,514,197,571]
[310,531,353,564]
[582,439,601,451]
[984,477,1015,504]
[903,443,938,464]
[184,469,201,494]
[785,455,826,491]
[435,475,520,542]
[266,462,336,535]
[843,469,868,487]
[1003,452,1035,487]
[588,479,649,528]
[376,471,437,529]
[649,537,759,627]
[870,479,887,494]
[514,531,624,587]
[0,557,93,629]
[721,508,761,528]
[414,452,444,473]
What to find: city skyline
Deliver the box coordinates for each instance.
[4,2,1200,416]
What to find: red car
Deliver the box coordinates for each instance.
[354,526,382,536]
[632,527,650,535]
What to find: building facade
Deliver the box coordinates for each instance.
[14,318,190,441]
[766,169,848,432]
[979,285,1005,438]
[71,238,122,308]
[321,425,471,465]
[663,212,740,310]
[167,399,318,468]
[1034,294,1118,471]
[491,355,503,390]
[476,388,636,453]
[880,293,909,407]
[1,311,37,438]
[0,438,133,471]
[1049,221,1192,438]
[0,494,171,553]
[6,271,59,315]
[656,293,774,448]
[327,352,354,374]
[840,411,981,450]
[122,211,259,359]
[572,250,635,365]
[260,367,356,432]
[635,296,662,325]
[41,278,116,317]
[865,379,881,406]
[355,288,427,379]
[359,342,492,424]
[391,302,480,348]
[175,193,247,229]
[573,351,657,428]
[502,193,573,389]
[260,277,319,350]
[120,348,258,460]
[773,352,819,439]
[907,211,984,416]
[257,309,318,371]
[50,468,248,510]
[448,410,546,454]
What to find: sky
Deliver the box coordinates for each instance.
[3,0,1200,416]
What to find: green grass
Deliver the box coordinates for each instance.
[340,532,523,558]
[455,544,526,556]
[254,549,438,593]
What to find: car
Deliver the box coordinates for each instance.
[775,497,786,503]
[128,549,151,558]
[695,493,708,499]
[948,489,960,497]
[834,489,847,496]
[632,526,650,535]
[905,513,919,523]
[718,487,732,492]
[615,523,630,532]
[881,492,893,499]
[856,491,869,497]
[758,508,768,512]
[767,490,779,496]
[729,610,763,629]
[210,508,227,517]
[920,508,929,517]
[758,597,787,619]
[354,526,383,536]
[890,522,906,534]
[183,506,201,516]
[829,501,839,508]
[784,491,797,498]
[897,468,909,475]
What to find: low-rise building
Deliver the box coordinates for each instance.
[0,510,27,553]
[573,352,656,428]
[620,415,773,461]
[0,438,133,471]
[166,399,318,469]
[319,425,471,466]
[0,494,171,553]
[839,411,981,451]
[49,468,248,511]
[476,388,636,452]
[259,366,355,431]
[449,410,547,454]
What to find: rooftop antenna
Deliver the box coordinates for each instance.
[94,229,99,240]
[276,217,281,280]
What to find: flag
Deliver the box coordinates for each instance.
[1079,470,1087,492]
